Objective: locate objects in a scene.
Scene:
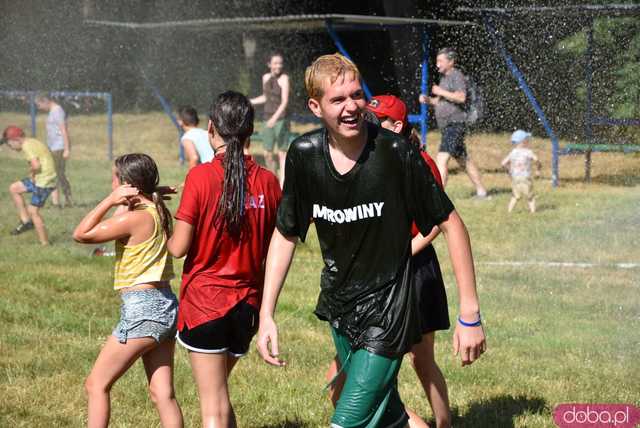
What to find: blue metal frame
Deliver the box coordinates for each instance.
[0,90,113,159]
[139,69,185,162]
[592,117,640,126]
[324,19,373,100]
[134,19,433,160]
[483,15,560,187]
[419,27,430,148]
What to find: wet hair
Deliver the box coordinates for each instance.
[268,51,284,63]
[178,105,199,126]
[437,47,458,63]
[305,53,361,99]
[114,153,172,237]
[209,91,254,238]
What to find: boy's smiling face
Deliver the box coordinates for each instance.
[307,72,366,142]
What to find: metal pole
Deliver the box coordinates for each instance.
[325,20,373,100]
[139,67,184,162]
[29,92,37,137]
[420,27,430,150]
[106,93,113,160]
[584,22,594,183]
[483,14,560,187]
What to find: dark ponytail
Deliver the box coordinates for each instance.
[210,91,254,238]
[151,191,173,238]
[114,153,172,237]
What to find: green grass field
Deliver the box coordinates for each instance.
[0,112,638,427]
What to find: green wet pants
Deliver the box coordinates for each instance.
[330,328,408,428]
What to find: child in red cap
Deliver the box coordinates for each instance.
[2,126,57,245]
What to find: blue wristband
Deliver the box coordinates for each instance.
[458,314,482,327]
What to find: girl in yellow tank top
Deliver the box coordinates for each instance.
[113,203,174,290]
[73,153,183,428]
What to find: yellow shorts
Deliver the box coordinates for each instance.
[512,177,534,200]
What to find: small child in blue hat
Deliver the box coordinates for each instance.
[501,130,542,213]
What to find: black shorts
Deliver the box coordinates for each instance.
[176,301,259,357]
[439,123,467,159]
[413,245,450,334]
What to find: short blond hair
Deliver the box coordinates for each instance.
[304,53,361,99]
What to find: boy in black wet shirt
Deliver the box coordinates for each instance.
[257,53,486,428]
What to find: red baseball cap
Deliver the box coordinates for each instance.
[1,125,25,145]
[366,95,408,126]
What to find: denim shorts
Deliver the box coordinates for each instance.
[112,287,178,344]
[21,178,54,208]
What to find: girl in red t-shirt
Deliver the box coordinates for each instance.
[168,91,281,427]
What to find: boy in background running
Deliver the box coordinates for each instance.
[2,125,57,245]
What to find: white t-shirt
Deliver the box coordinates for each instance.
[506,147,538,179]
[181,128,214,163]
[46,105,66,151]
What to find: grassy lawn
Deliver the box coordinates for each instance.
[0,112,638,427]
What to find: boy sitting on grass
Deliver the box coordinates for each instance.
[2,126,57,245]
[501,130,542,213]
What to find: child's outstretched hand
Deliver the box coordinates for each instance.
[156,185,179,201]
[109,184,140,207]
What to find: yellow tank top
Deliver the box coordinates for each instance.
[113,205,174,290]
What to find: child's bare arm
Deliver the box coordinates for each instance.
[500,155,510,172]
[29,158,41,175]
[182,139,200,169]
[73,185,140,244]
[411,226,440,256]
[532,153,542,177]
[438,210,486,366]
[167,220,194,258]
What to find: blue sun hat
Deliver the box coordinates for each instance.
[511,129,532,144]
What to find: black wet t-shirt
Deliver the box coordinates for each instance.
[277,123,455,357]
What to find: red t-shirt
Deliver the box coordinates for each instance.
[411,151,444,237]
[175,154,282,330]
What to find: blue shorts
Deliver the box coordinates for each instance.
[112,288,178,344]
[439,123,467,159]
[21,178,54,208]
